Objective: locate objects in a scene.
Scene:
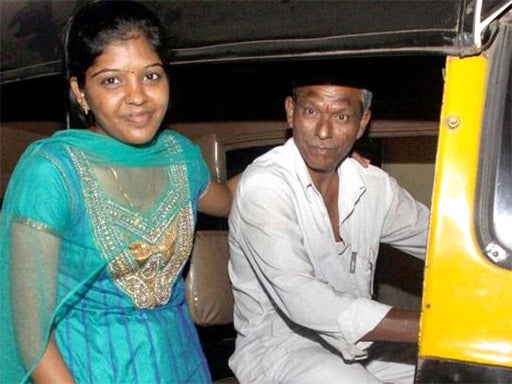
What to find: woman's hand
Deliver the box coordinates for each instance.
[32,331,75,384]
[198,174,241,218]
[351,151,371,168]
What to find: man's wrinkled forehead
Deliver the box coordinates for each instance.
[294,84,361,98]
[293,85,363,111]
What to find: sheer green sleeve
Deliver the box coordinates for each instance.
[1,145,71,383]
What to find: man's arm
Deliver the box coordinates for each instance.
[231,170,391,341]
[362,308,420,343]
[380,178,430,259]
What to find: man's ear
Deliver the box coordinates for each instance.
[284,96,295,128]
[356,109,371,139]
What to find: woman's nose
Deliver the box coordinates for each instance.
[125,79,146,105]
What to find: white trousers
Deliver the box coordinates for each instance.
[260,342,417,384]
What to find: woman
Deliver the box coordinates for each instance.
[0,1,233,382]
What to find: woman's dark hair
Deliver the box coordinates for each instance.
[64,0,171,127]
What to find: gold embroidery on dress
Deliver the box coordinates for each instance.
[112,207,193,308]
[12,216,62,237]
[68,135,195,309]
[129,225,177,265]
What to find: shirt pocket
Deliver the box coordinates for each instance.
[350,248,377,298]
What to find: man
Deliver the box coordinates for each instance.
[228,69,429,383]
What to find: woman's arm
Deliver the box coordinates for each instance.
[197,149,368,219]
[198,174,241,218]
[5,154,76,383]
[351,151,371,168]
[31,331,75,384]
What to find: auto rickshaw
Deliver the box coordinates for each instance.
[1,1,511,382]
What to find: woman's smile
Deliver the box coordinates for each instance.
[123,110,154,126]
[73,34,170,145]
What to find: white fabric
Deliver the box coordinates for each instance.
[228,138,429,383]
[258,342,417,384]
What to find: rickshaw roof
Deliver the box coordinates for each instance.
[1,0,511,84]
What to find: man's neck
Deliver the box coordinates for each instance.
[310,169,339,197]
[311,170,341,242]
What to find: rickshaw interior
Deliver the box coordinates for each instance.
[1,54,443,381]
[1,0,511,382]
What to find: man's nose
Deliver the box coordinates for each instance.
[315,116,333,139]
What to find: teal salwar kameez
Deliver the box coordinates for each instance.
[1,129,211,383]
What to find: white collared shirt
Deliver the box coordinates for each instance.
[228,138,429,377]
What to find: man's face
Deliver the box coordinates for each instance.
[285,85,371,178]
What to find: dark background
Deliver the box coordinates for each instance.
[1,56,445,124]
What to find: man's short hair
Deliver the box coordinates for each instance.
[290,60,373,111]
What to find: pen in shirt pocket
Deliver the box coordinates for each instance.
[350,251,357,273]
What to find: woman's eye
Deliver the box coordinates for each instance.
[145,72,162,82]
[101,77,120,86]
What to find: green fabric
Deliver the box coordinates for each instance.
[0,128,211,383]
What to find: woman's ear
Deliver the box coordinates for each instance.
[70,77,89,114]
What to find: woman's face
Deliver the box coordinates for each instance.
[70,34,169,145]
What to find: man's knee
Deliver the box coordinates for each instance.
[268,346,381,384]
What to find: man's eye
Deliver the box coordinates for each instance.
[336,113,349,122]
[303,107,317,115]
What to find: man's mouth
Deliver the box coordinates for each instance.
[311,145,335,154]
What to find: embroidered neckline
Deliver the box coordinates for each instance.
[67,139,195,308]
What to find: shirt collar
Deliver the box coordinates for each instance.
[288,139,315,192]
[338,157,367,223]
